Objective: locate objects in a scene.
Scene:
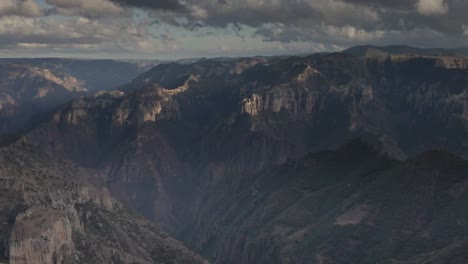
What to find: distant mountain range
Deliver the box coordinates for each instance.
[0,59,157,138]
[343,45,468,58]
[0,58,157,93]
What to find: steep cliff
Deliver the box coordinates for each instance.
[0,141,207,264]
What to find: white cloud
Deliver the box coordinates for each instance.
[326,25,385,41]
[416,0,448,15]
[46,0,124,17]
[0,0,43,17]
[462,24,468,36]
[0,13,176,58]
[17,42,49,48]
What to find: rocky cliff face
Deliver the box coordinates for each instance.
[0,141,207,264]
[23,53,468,263]
[242,64,328,119]
[9,208,75,264]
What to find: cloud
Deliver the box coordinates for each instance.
[1,0,468,59]
[109,0,187,11]
[416,0,448,15]
[341,0,416,10]
[0,0,43,17]
[0,14,172,54]
[463,25,468,36]
[45,0,124,17]
[176,0,467,47]
[17,42,49,48]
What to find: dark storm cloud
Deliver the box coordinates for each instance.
[109,0,187,11]
[155,0,467,47]
[340,0,416,9]
[200,1,319,27]
[145,0,382,43]
[36,0,468,45]
[149,0,381,36]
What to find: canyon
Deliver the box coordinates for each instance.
[1,47,468,263]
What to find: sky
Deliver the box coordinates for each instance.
[0,0,467,59]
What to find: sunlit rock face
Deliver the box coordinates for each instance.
[0,142,207,264]
[24,53,468,263]
[242,64,328,119]
[9,209,75,264]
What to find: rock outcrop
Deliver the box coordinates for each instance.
[242,64,328,119]
[0,141,208,264]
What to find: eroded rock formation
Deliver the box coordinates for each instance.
[0,141,207,264]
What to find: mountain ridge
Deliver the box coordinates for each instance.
[3,51,468,263]
[342,45,468,58]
